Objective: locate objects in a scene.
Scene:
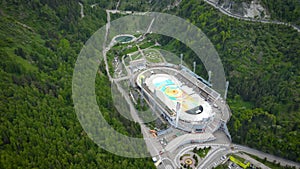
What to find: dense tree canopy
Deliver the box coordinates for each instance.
[166,0,300,162]
[0,0,299,168]
[0,0,155,168]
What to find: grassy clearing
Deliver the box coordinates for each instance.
[193,146,211,158]
[144,49,164,63]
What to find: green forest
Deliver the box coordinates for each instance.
[0,0,155,168]
[261,0,300,26]
[0,0,299,168]
[167,0,300,162]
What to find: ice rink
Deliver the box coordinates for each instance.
[144,73,213,122]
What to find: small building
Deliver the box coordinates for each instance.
[129,59,146,73]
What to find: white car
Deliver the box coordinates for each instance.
[154,159,162,167]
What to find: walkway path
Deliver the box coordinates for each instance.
[116,0,121,10]
[78,2,84,18]
[103,10,113,82]
[103,10,172,165]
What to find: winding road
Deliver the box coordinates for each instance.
[204,0,300,32]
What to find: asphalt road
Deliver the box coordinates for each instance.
[199,146,228,169]
[233,144,300,168]
[236,153,271,169]
[204,0,300,32]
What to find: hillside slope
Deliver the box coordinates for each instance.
[167,0,300,162]
[0,1,155,168]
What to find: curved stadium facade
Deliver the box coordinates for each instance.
[135,64,231,135]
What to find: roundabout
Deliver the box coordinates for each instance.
[184,158,193,165]
[179,152,201,169]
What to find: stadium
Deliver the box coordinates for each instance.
[134,64,231,135]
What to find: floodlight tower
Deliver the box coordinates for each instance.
[180,54,183,65]
[175,102,181,128]
[130,73,135,87]
[140,77,145,105]
[193,61,196,73]
[153,89,157,110]
[224,81,229,100]
[208,71,212,83]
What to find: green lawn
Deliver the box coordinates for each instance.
[144,49,164,63]
[131,53,143,60]
[193,147,211,158]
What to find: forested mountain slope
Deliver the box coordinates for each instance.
[215,0,300,26]
[261,0,300,26]
[0,0,299,168]
[166,0,300,162]
[0,0,154,168]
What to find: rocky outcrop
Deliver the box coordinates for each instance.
[211,0,269,19]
